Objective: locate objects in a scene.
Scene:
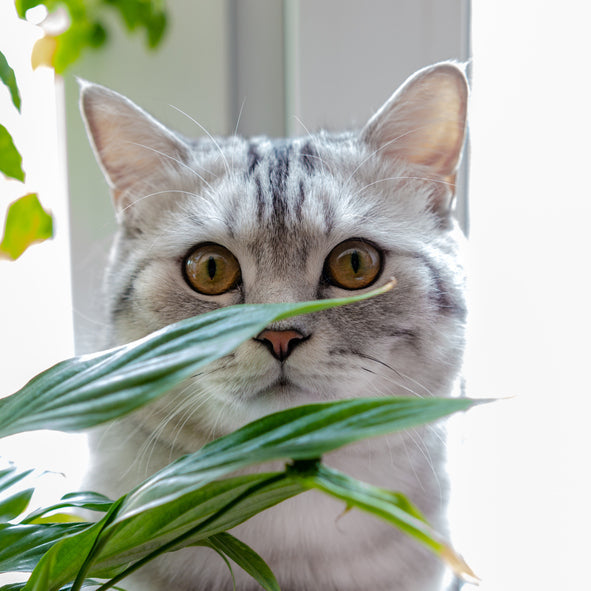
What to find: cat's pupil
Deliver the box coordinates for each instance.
[207,256,216,280]
[351,250,360,274]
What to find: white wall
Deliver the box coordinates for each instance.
[447,2,591,590]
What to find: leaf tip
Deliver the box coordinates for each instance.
[440,543,480,585]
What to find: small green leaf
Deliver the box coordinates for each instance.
[22,491,113,524]
[0,124,25,181]
[0,488,34,522]
[0,465,34,493]
[0,194,53,260]
[0,51,21,112]
[207,532,280,591]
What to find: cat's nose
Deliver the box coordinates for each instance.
[255,329,307,362]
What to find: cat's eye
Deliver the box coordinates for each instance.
[183,243,241,295]
[325,239,382,290]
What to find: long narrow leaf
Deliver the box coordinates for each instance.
[16,396,481,590]
[0,489,34,522]
[0,283,394,438]
[207,532,280,591]
[0,465,34,497]
[22,500,124,591]
[119,396,477,521]
[0,522,89,572]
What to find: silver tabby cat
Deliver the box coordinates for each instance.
[81,62,468,591]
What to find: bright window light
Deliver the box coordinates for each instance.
[0,1,86,545]
[448,2,591,590]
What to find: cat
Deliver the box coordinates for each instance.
[80,61,468,591]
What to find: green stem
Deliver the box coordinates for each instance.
[70,498,125,591]
[95,472,289,591]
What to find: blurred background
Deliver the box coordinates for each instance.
[1,1,590,589]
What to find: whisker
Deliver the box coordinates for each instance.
[119,189,212,217]
[358,352,428,398]
[356,175,454,195]
[234,97,247,137]
[127,141,215,191]
[169,105,231,176]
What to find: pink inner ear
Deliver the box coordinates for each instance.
[81,82,192,214]
[363,64,468,181]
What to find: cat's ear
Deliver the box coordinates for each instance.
[79,80,191,212]
[361,62,468,213]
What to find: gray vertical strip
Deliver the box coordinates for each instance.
[455,0,472,236]
[231,0,286,137]
[227,0,240,136]
[283,0,300,137]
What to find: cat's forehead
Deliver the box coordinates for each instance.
[150,131,437,271]
[187,136,381,252]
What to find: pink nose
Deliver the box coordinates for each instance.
[255,329,307,362]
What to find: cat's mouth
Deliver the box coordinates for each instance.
[255,375,306,400]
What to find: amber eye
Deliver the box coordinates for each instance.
[325,239,382,290]
[184,243,241,295]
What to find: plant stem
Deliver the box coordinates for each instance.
[95,472,289,591]
[70,498,125,591]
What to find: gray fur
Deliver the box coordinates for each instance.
[80,62,468,591]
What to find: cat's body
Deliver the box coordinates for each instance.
[81,62,468,591]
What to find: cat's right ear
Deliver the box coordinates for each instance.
[360,62,468,214]
[79,80,191,213]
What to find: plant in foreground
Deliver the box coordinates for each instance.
[0,283,483,590]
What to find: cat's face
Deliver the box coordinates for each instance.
[81,63,468,439]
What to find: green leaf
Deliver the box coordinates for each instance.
[14,396,479,589]
[0,194,53,260]
[0,51,21,111]
[0,124,25,182]
[0,282,394,437]
[120,396,476,522]
[206,532,280,591]
[14,0,43,19]
[0,522,89,572]
[95,398,476,576]
[0,488,34,522]
[22,492,113,524]
[22,499,124,591]
[0,465,34,494]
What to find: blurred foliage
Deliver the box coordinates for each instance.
[0,193,53,260]
[0,0,168,260]
[15,0,168,73]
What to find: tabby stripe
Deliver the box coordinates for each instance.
[270,145,290,225]
[300,140,319,174]
[254,174,265,222]
[247,142,261,175]
[295,179,306,222]
[112,262,146,319]
[418,254,466,318]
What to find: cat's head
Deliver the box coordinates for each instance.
[81,62,468,438]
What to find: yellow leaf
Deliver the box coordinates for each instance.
[31,35,58,70]
[0,193,53,260]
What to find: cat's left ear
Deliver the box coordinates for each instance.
[79,80,192,214]
[361,62,468,213]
